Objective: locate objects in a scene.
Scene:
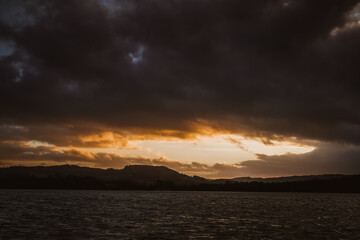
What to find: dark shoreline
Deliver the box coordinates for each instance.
[1,176,360,193]
[1,165,359,193]
[1,189,360,194]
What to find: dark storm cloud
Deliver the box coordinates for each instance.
[0,140,94,163]
[1,0,360,144]
[1,0,360,176]
[0,124,131,148]
[237,144,360,177]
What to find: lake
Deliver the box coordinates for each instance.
[0,190,359,239]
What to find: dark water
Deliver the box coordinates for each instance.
[0,190,359,239]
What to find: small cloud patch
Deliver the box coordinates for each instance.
[129,45,145,64]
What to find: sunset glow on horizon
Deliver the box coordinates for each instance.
[2,130,317,178]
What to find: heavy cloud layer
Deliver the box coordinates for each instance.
[1,0,360,176]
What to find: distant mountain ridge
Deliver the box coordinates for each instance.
[0,164,206,185]
[1,165,359,192]
[214,174,348,183]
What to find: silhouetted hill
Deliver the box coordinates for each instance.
[0,165,206,188]
[0,165,359,192]
[118,165,201,184]
[213,174,348,183]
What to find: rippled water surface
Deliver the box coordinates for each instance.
[0,190,359,239]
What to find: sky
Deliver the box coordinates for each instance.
[1,0,360,178]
